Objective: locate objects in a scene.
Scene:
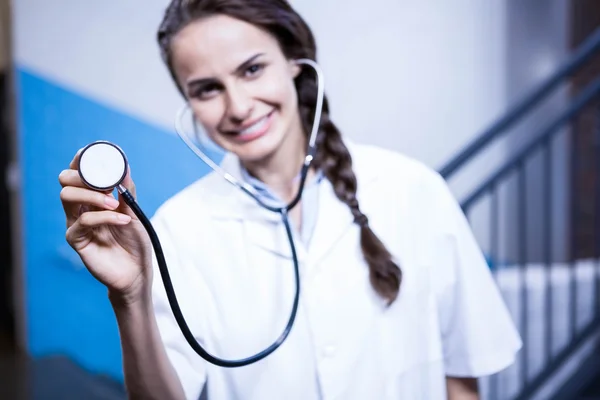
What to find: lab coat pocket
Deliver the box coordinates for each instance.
[385,358,448,399]
[381,264,445,397]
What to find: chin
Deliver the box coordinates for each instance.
[232,135,282,164]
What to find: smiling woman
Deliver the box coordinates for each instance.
[57,1,522,399]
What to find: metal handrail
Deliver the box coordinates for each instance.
[440,25,600,179]
[460,74,600,211]
[461,74,600,399]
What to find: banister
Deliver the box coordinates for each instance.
[440,25,600,179]
[460,73,600,211]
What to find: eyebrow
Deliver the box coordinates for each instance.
[186,53,265,90]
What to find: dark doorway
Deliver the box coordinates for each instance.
[0,70,15,348]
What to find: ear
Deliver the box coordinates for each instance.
[289,60,302,78]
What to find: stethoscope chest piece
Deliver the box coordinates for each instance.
[78,141,128,191]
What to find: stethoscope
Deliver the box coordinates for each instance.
[77,59,324,368]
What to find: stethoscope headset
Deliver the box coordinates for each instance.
[77,59,324,368]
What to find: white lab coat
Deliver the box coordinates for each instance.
[150,139,522,400]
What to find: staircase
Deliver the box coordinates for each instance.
[439,25,600,400]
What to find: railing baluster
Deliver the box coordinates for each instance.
[570,118,579,341]
[519,162,528,387]
[491,184,499,278]
[595,98,600,317]
[544,138,553,365]
[490,184,499,400]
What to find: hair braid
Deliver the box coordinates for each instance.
[296,71,402,305]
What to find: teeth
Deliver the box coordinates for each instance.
[240,115,269,136]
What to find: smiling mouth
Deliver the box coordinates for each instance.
[226,110,275,142]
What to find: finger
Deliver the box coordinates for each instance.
[69,147,85,170]
[78,209,132,227]
[58,169,86,189]
[59,168,116,198]
[60,186,120,211]
[61,186,121,222]
[66,210,132,248]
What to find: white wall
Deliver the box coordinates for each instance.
[293,0,508,169]
[13,0,184,129]
[14,0,508,171]
[16,0,578,260]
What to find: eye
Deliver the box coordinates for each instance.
[244,63,265,78]
[191,83,221,100]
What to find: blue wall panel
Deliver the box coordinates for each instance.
[15,66,216,380]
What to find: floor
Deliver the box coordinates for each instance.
[0,332,28,399]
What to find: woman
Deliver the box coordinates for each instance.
[58,0,522,398]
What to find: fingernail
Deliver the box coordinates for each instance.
[117,214,131,223]
[104,196,119,209]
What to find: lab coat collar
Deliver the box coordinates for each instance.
[206,151,279,222]
[205,138,378,218]
[203,138,379,262]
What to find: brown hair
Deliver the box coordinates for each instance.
[157,0,402,305]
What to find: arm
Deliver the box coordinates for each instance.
[423,172,521,391]
[58,157,189,399]
[111,292,187,400]
[59,153,203,399]
[446,377,479,400]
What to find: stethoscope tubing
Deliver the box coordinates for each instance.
[118,185,302,367]
[125,58,326,367]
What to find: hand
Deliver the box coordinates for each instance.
[59,149,153,303]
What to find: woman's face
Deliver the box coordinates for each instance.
[170,14,303,164]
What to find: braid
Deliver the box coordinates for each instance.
[296,70,402,305]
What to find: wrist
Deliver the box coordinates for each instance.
[108,282,152,310]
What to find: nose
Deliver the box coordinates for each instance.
[225,85,253,124]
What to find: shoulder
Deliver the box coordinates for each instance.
[346,139,464,241]
[150,170,225,227]
[346,139,451,200]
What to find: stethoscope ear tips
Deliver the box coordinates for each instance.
[78,141,128,191]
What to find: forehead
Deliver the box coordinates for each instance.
[170,14,282,77]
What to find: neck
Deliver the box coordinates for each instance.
[243,129,311,203]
